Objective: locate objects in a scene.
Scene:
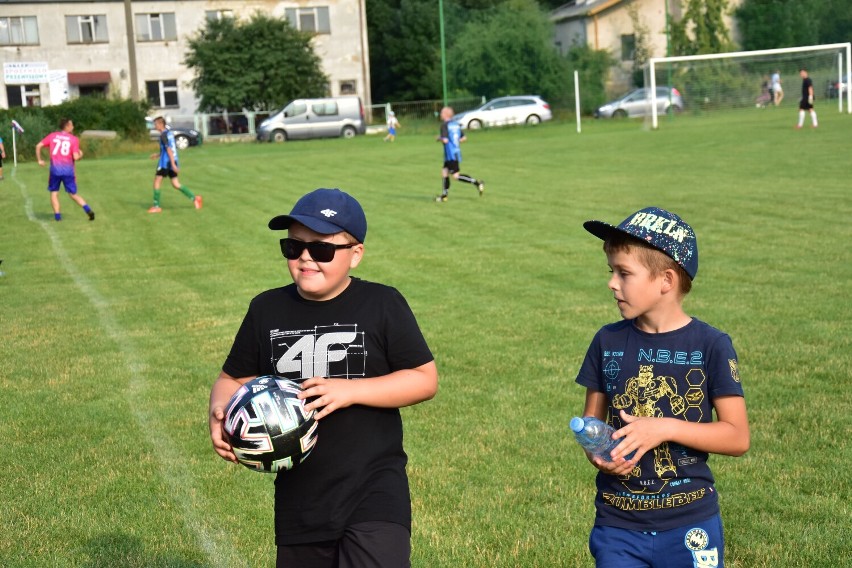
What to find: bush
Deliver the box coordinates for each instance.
[565,44,616,115]
[0,98,149,161]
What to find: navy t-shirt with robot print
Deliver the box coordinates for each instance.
[576,318,745,531]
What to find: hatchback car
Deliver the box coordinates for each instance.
[452,95,552,129]
[595,87,683,118]
[146,118,202,149]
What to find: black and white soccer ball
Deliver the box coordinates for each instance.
[223,376,318,473]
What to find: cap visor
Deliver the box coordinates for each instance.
[583,220,619,241]
[268,214,344,235]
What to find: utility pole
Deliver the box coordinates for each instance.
[438,0,448,107]
[123,0,139,100]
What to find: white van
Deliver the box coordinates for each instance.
[257,96,366,142]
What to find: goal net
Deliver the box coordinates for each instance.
[643,43,852,129]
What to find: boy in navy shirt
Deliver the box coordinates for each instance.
[575,207,750,567]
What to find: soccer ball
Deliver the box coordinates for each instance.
[223,375,318,473]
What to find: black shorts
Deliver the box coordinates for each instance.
[443,160,460,174]
[799,98,813,111]
[276,521,410,568]
[156,167,178,178]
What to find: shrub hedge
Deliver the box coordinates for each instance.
[0,97,149,161]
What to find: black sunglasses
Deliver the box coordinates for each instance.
[280,238,357,263]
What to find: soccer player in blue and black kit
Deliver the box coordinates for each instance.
[436,106,484,202]
[148,116,202,213]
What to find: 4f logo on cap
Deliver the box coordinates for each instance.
[320,209,337,218]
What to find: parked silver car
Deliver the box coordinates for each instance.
[453,95,552,129]
[257,96,366,142]
[595,87,684,118]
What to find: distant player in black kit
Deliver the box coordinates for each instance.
[796,67,818,129]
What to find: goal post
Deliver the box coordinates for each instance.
[646,43,852,129]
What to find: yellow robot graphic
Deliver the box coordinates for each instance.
[612,365,685,482]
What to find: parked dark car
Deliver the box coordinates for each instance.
[146,118,202,149]
[825,76,848,99]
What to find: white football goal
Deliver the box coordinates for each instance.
[644,43,852,129]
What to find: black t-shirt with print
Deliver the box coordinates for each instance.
[223,277,434,545]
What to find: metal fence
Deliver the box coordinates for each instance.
[157,96,486,141]
[366,96,485,126]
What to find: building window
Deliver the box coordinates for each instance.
[284,7,330,34]
[146,79,179,108]
[135,13,177,42]
[6,84,41,107]
[0,16,40,46]
[205,10,234,22]
[66,15,109,44]
[621,34,636,62]
[339,80,356,95]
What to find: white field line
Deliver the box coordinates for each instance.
[15,172,246,567]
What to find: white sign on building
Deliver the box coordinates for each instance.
[4,62,50,85]
[48,70,70,105]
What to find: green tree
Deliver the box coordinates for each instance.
[735,0,852,50]
[184,13,328,112]
[565,44,616,114]
[366,0,563,103]
[447,0,569,102]
[365,0,401,103]
[669,0,734,56]
[734,0,820,50]
[383,0,443,101]
[816,0,852,44]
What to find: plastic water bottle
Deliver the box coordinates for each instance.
[569,416,635,462]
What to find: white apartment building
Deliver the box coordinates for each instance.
[0,0,371,113]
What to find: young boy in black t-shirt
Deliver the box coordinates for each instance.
[209,188,438,567]
[575,207,750,567]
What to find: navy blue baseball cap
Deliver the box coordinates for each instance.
[583,207,698,280]
[268,188,367,243]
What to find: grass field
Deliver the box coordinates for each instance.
[1,108,850,567]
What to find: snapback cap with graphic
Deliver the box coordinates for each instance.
[268,188,367,243]
[583,206,698,280]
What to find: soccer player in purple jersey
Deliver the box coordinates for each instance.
[0,135,7,180]
[36,118,94,222]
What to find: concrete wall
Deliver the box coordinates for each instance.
[0,0,370,112]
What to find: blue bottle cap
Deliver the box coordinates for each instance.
[569,417,585,433]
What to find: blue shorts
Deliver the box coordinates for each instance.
[47,173,78,194]
[589,514,724,568]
